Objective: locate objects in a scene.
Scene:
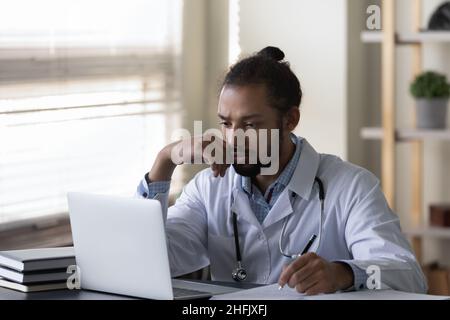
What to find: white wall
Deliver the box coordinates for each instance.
[180,0,231,183]
[238,0,348,159]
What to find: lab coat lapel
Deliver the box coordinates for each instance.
[261,189,293,229]
[262,138,321,228]
[288,139,321,201]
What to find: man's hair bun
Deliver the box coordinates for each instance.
[223,45,302,114]
[257,46,285,62]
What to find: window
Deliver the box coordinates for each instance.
[0,0,183,228]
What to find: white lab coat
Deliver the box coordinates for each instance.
[150,138,427,293]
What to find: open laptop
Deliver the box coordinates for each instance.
[67,192,240,300]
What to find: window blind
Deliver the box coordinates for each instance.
[0,0,183,229]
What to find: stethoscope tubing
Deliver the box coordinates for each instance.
[231,177,325,281]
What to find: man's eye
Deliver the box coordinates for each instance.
[244,123,255,128]
[220,121,231,127]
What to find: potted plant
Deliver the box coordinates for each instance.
[410,71,450,129]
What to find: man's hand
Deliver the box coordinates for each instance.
[278,253,354,295]
[147,135,231,183]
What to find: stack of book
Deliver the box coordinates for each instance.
[0,247,75,293]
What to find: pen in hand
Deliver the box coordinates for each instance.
[278,234,317,290]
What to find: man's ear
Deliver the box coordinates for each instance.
[284,107,300,131]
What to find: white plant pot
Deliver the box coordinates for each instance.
[415,98,448,129]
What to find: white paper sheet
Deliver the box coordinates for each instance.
[212,283,305,300]
[211,283,450,300]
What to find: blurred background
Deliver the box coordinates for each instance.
[0,0,449,293]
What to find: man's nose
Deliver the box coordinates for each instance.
[225,128,238,146]
[225,128,251,149]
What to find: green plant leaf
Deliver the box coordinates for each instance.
[410,71,450,99]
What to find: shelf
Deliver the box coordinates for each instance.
[361,127,450,142]
[404,227,450,239]
[361,31,450,44]
[361,31,383,43]
[360,127,384,139]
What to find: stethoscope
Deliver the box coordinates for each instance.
[231,177,325,282]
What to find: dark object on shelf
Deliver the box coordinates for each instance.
[423,262,450,295]
[428,2,450,30]
[429,204,450,227]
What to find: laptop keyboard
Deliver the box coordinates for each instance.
[173,287,212,298]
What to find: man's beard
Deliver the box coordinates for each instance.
[232,161,276,178]
[232,163,263,178]
[232,122,284,178]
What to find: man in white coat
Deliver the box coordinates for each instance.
[136,46,427,295]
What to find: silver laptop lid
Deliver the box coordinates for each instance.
[67,192,173,299]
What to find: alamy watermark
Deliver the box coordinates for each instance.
[66,264,81,290]
[170,121,280,175]
[366,265,382,290]
[366,5,381,30]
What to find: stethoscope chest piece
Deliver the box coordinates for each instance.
[232,262,247,282]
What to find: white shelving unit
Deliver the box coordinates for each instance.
[359,1,450,266]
